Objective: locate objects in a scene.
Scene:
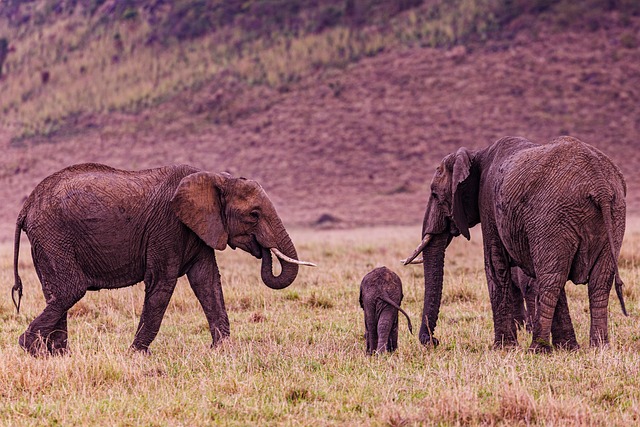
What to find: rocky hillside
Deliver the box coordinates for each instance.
[0,1,639,239]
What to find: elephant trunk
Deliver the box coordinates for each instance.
[419,232,449,346]
[260,229,299,290]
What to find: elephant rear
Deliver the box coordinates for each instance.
[497,136,627,348]
[359,267,413,354]
[496,137,625,283]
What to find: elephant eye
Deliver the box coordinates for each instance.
[431,192,439,201]
[249,210,260,221]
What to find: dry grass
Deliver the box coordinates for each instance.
[1,225,640,425]
[0,0,567,138]
[0,13,389,137]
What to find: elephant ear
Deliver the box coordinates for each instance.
[171,172,229,251]
[451,147,479,240]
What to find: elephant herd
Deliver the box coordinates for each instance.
[11,136,628,356]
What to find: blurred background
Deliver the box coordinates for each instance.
[0,0,639,238]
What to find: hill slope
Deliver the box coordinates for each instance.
[0,3,639,240]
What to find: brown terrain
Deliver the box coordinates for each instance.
[0,11,639,241]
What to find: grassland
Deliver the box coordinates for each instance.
[3,0,638,138]
[2,225,640,425]
[0,0,484,137]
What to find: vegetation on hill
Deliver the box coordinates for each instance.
[0,0,638,138]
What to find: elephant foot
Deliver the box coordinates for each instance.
[375,344,397,354]
[47,338,69,356]
[211,328,230,347]
[589,338,610,348]
[493,334,519,350]
[47,344,70,357]
[130,343,152,355]
[54,348,69,356]
[210,335,230,349]
[493,340,519,350]
[553,339,580,352]
[419,333,439,348]
[528,338,553,354]
[492,327,519,350]
[19,331,50,357]
[589,332,609,348]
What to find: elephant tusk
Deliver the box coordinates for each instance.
[401,257,423,264]
[271,248,317,267]
[401,234,432,265]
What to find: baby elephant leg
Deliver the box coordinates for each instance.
[376,305,399,353]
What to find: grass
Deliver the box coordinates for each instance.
[6,0,637,138]
[1,225,640,425]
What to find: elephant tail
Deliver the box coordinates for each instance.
[12,216,24,314]
[598,196,627,317]
[380,295,413,334]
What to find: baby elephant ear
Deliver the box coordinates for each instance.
[170,172,229,251]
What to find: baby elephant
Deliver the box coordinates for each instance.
[359,266,413,354]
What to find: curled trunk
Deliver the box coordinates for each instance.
[419,233,449,346]
[260,231,299,290]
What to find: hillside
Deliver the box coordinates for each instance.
[0,1,639,239]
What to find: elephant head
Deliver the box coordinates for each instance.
[402,148,480,346]
[171,172,314,290]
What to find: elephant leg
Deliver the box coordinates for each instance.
[20,255,85,357]
[550,287,579,350]
[376,305,396,353]
[363,306,378,355]
[523,284,536,333]
[20,306,60,357]
[529,272,565,353]
[47,313,69,356]
[587,258,615,347]
[511,279,526,330]
[386,311,400,353]
[131,276,178,352]
[20,289,85,357]
[186,250,230,347]
[514,271,536,332]
[484,242,518,348]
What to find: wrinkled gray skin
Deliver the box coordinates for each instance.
[408,136,626,352]
[511,267,578,350]
[13,163,304,356]
[359,267,413,354]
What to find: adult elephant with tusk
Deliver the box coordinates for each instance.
[403,136,626,352]
[13,163,315,356]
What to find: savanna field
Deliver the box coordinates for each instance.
[2,0,640,425]
[2,224,640,425]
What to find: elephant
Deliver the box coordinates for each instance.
[12,163,315,356]
[403,136,626,352]
[359,266,413,354]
